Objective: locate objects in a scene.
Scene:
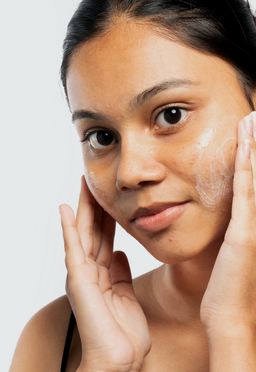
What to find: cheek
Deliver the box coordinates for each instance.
[193,135,236,210]
[84,165,117,215]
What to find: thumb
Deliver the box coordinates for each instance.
[110,251,138,301]
[110,250,132,285]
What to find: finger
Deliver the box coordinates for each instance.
[59,204,85,272]
[96,209,116,269]
[249,112,256,193]
[229,119,256,237]
[110,251,132,284]
[91,201,103,261]
[237,114,256,203]
[76,176,95,256]
[109,251,136,301]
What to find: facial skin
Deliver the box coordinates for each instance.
[67,21,252,266]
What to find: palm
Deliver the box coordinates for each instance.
[60,177,151,372]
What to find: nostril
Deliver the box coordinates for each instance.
[138,179,158,187]
[116,163,166,191]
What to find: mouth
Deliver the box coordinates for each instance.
[131,202,189,233]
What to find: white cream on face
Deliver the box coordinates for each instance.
[194,130,236,211]
[197,129,214,148]
[85,168,117,216]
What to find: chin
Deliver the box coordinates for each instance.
[130,217,226,265]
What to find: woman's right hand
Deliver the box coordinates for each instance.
[59,177,151,372]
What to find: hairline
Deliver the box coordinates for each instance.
[63,17,255,111]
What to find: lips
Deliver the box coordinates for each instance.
[132,202,188,233]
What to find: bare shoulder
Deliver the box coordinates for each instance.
[10,295,72,372]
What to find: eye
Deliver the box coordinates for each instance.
[87,130,117,149]
[155,107,188,129]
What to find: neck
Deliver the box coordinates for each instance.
[152,238,223,326]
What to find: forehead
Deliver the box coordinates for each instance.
[66,22,240,111]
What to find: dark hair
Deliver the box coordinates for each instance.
[61,0,256,110]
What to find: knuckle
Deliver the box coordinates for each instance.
[235,184,255,199]
[63,221,76,231]
[65,239,82,253]
[83,225,94,237]
[65,256,68,268]
[64,242,69,253]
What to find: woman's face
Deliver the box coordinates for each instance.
[67,22,254,264]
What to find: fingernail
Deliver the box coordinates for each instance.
[244,116,253,136]
[243,139,251,158]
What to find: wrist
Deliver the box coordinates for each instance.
[202,309,256,336]
[206,325,256,371]
[204,317,256,339]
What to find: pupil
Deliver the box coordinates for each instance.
[164,108,181,124]
[97,131,113,146]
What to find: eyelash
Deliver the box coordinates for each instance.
[154,104,189,129]
[81,131,98,143]
[81,104,189,146]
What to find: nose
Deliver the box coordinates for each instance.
[116,139,166,191]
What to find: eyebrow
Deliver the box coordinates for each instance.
[72,78,198,123]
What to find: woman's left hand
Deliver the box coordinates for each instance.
[200,112,256,335]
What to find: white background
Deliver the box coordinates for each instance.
[1,1,256,370]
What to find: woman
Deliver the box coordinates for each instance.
[10,0,256,371]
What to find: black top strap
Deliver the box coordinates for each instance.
[60,311,76,372]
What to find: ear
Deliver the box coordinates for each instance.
[253,90,256,111]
